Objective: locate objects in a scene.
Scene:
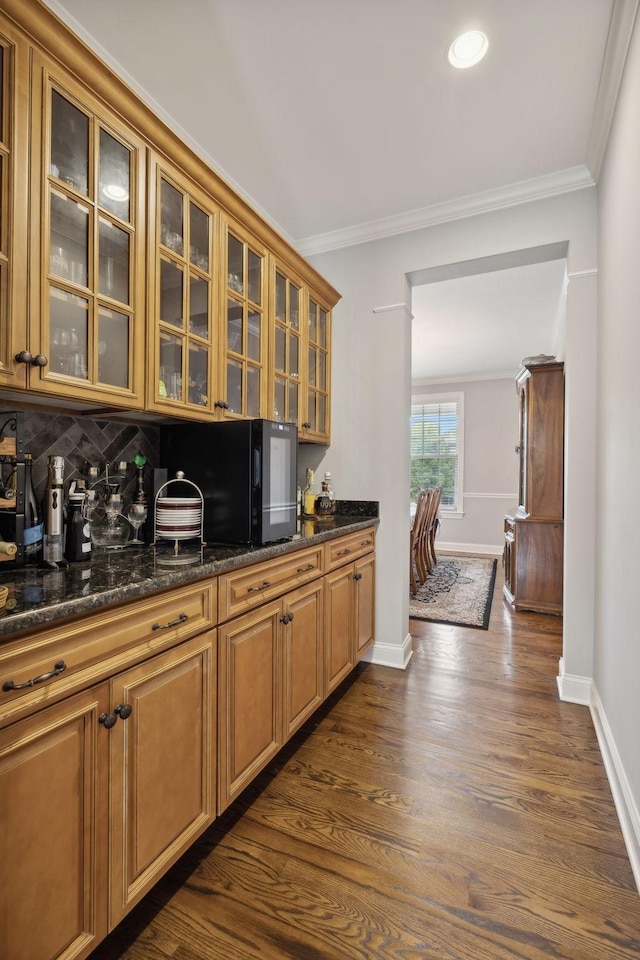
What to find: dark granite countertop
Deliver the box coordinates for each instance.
[0,507,378,641]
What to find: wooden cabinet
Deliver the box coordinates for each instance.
[0,526,375,960]
[27,52,147,408]
[109,632,216,926]
[0,1,340,437]
[147,155,220,418]
[269,259,304,427]
[301,293,332,443]
[324,533,376,694]
[0,585,217,960]
[504,361,564,614]
[220,217,268,419]
[217,578,324,811]
[0,18,29,390]
[0,684,109,960]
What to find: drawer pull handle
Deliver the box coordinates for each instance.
[151,612,188,631]
[247,580,271,593]
[2,659,67,692]
[297,563,315,572]
[336,548,351,557]
[360,539,373,546]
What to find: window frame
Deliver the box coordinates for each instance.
[410,391,464,517]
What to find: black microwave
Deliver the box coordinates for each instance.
[160,419,298,545]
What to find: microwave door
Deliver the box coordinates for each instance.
[259,424,297,542]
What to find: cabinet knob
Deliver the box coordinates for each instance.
[14,350,48,367]
[99,711,118,730]
[214,400,230,409]
[353,572,363,581]
[114,703,132,720]
[302,422,311,429]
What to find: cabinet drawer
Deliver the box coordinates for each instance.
[218,545,323,622]
[324,528,376,572]
[0,579,216,728]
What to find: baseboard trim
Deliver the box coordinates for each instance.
[437,541,503,557]
[556,657,592,705]
[367,633,413,669]
[590,686,640,893]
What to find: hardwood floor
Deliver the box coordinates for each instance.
[90,566,640,960]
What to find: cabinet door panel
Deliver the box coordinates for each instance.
[0,22,29,388]
[324,566,354,694]
[354,553,375,658]
[0,685,109,960]
[283,580,324,739]
[218,602,281,811]
[30,56,146,406]
[109,631,216,927]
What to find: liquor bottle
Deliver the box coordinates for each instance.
[65,491,92,562]
[24,454,44,564]
[322,472,335,502]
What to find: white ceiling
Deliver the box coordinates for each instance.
[44,0,623,381]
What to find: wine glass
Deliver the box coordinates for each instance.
[127,503,147,545]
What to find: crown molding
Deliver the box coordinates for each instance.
[372,302,413,319]
[587,0,640,180]
[296,166,595,257]
[411,370,515,388]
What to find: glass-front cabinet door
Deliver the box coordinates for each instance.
[29,57,145,406]
[149,157,217,417]
[303,294,331,443]
[269,261,302,426]
[0,20,28,388]
[220,219,267,419]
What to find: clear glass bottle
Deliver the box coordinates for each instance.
[302,468,316,517]
[24,454,44,564]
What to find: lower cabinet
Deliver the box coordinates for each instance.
[0,630,216,960]
[503,514,563,615]
[325,552,375,694]
[108,632,216,926]
[0,525,375,960]
[0,685,108,960]
[217,578,324,812]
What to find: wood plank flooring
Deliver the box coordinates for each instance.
[90,563,640,960]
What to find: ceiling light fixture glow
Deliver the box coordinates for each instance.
[102,183,129,202]
[448,30,489,69]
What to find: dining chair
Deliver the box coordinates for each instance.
[410,488,430,594]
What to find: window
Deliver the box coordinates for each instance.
[410,392,464,513]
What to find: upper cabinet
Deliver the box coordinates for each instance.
[0,20,29,390]
[221,218,268,419]
[269,259,303,428]
[27,55,146,408]
[303,294,331,443]
[148,155,219,418]
[0,0,339,439]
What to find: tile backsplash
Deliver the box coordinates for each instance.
[18,411,160,503]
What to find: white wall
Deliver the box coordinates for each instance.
[304,187,597,679]
[412,377,518,554]
[593,5,640,885]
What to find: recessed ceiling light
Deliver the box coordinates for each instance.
[448,30,489,69]
[102,183,129,202]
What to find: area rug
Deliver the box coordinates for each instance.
[409,555,497,629]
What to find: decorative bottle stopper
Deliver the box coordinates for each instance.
[134,452,147,505]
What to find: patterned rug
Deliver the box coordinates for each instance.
[409,554,497,629]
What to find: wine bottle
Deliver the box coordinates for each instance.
[24,454,44,564]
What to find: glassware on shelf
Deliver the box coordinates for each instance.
[126,502,147,544]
